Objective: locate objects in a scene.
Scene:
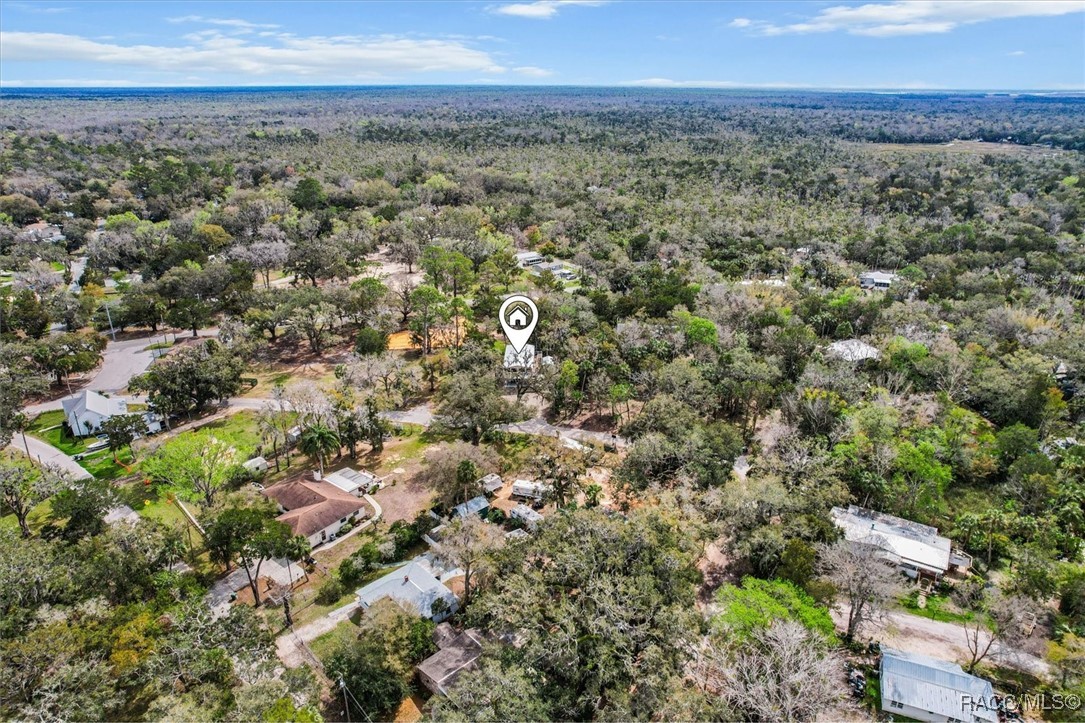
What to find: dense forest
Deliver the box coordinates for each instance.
[1,87,1084,722]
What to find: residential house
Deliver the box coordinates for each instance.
[324,467,381,496]
[860,270,899,290]
[263,476,369,547]
[515,251,545,268]
[831,505,972,581]
[355,559,458,622]
[503,343,536,371]
[451,495,490,519]
[417,624,485,695]
[880,648,997,723]
[62,389,161,437]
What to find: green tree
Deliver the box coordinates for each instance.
[428,659,550,722]
[205,506,309,607]
[291,178,327,211]
[47,477,114,542]
[435,371,523,445]
[143,430,239,509]
[0,455,63,538]
[100,413,149,462]
[299,423,340,476]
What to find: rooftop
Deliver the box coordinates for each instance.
[831,505,952,574]
[324,467,379,495]
[827,338,882,363]
[263,477,368,538]
[451,495,490,519]
[356,559,458,619]
[62,389,128,419]
[417,627,484,695]
[881,648,997,723]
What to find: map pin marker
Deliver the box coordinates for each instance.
[499,295,539,354]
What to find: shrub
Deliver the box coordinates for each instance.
[316,578,345,605]
[355,328,388,356]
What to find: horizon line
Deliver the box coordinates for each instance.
[1,83,1083,95]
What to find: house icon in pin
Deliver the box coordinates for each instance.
[505,302,531,329]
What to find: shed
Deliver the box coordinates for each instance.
[242,456,268,475]
[515,251,545,267]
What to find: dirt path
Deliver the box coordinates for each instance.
[275,600,358,668]
[832,604,1050,679]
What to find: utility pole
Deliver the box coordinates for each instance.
[103,303,117,341]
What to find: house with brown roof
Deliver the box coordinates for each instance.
[263,475,369,547]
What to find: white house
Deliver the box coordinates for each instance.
[515,251,545,268]
[355,559,458,622]
[62,389,161,437]
[263,476,369,547]
[827,338,882,363]
[831,505,972,580]
[503,343,536,371]
[860,270,899,290]
[880,648,997,723]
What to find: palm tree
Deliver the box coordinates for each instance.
[298,423,340,476]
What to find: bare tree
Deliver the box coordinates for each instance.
[818,538,905,641]
[432,515,502,605]
[963,590,1036,673]
[695,621,843,722]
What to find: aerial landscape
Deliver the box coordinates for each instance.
[1,1,1084,722]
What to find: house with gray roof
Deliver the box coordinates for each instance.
[860,270,899,290]
[880,648,998,723]
[451,495,490,519]
[355,559,458,622]
[417,625,485,695]
[831,505,971,581]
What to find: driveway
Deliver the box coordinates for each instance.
[7,432,92,479]
[831,604,1050,679]
[496,416,629,449]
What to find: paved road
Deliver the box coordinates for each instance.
[7,433,92,479]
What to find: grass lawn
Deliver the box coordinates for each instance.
[198,410,264,459]
[79,448,137,482]
[309,620,358,662]
[0,498,54,536]
[900,592,975,625]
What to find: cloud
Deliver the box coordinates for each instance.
[733,1,1085,37]
[513,65,554,77]
[0,31,508,81]
[5,3,72,13]
[166,15,281,30]
[490,0,606,19]
[1008,50,1026,56]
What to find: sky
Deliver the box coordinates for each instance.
[1,0,1083,90]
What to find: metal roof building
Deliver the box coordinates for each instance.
[451,495,490,519]
[355,559,458,622]
[831,505,955,578]
[880,648,997,723]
